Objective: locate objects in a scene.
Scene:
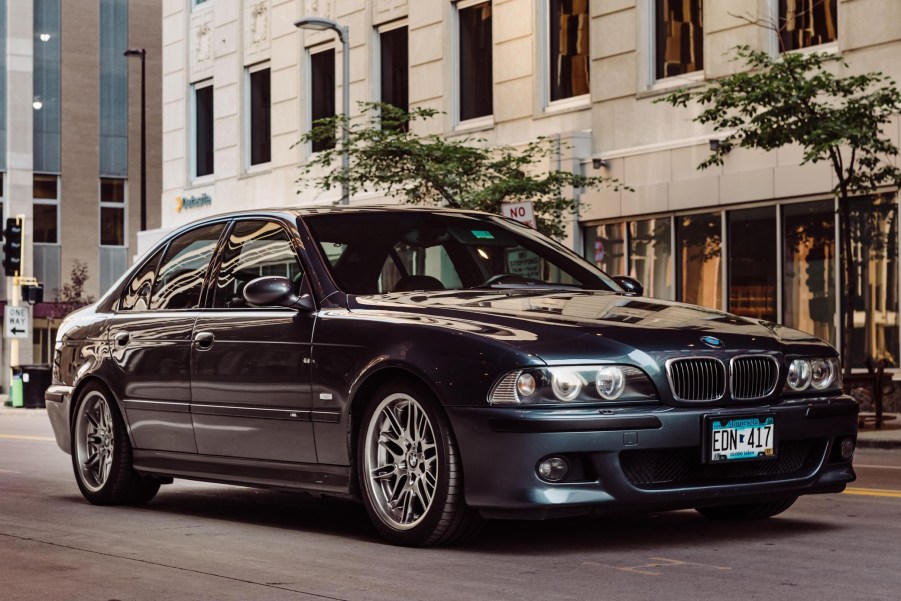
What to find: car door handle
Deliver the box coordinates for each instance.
[114,331,130,347]
[194,331,215,350]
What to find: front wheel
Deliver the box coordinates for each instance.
[695,496,798,521]
[71,382,160,505]
[358,381,482,546]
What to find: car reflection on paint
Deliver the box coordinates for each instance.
[45,207,858,546]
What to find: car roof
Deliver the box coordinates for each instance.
[227,204,487,219]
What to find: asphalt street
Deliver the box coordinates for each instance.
[1,410,900,601]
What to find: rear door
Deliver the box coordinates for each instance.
[190,219,317,464]
[108,222,226,453]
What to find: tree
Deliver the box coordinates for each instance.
[658,45,901,374]
[297,103,626,239]
[49,260,96,320]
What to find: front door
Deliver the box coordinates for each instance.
[190,219,317,464]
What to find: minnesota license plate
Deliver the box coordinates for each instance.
[708,415,776,463]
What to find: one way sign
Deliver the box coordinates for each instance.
[5,306,30,339]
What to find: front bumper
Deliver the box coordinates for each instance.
[45,385,74,454]
[447,396,858,519]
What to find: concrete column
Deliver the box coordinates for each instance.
[5,0,36,382]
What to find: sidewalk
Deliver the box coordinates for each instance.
[857,413,901,449]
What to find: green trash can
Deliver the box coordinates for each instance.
[10,367,24,408]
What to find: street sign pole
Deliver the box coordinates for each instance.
[8,215,24,370]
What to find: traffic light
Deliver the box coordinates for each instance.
[3,217,22,277]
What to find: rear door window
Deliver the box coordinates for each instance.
[150,223,225,310]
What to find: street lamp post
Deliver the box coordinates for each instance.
[123,48,147,230]
[294,16,350,205]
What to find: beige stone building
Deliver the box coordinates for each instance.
[158,0,900,370]
[1,0,162,381]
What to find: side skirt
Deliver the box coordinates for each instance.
[133,450,354,498]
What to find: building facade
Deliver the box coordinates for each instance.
[158,0,900,370]
[1,0,162,382]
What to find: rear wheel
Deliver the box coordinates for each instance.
[695,496,798,521]
[358,381,482,546]
[71,382,160,505]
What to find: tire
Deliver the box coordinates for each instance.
[71,382,161,506]
[695,496,798,521]
[357,380,483,546]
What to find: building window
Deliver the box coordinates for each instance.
[34,0,61,174]
[783,200,835,346]
[655,0,703,80]
[0,1,8,172]
[99,0,128,177]
[843,194,898,367]
[457,1,493,122]
[379,24,408,115]
[33,174,59,244]
[247,66,271,166]
[728,206,777,321]
[676,212,721,310]
[192,81,214,178]
[310,48,336,153]
[192,0,209,8]
[548,0,589,102]
[778,0,837,51]
[100,178,125,246]
[585,223,625,276]
[630,218,673,300]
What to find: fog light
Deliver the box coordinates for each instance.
[839,437,855,460]
[536,456,570,482]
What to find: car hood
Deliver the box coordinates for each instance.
[349,289,831,362]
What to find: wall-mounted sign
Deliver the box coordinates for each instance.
[176,193,212,213]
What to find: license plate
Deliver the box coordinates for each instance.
[707,415,776,463]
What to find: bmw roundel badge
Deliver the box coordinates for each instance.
[700,336,724,349]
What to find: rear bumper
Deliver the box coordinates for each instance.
[447,396,858,518]
[45,385,74,454]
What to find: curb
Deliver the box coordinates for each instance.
[857,438,901,450]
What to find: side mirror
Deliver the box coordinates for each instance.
[612,275,643,297]
[243,276,314,311]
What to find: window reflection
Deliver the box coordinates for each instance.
[549,0,590,101]
[844,194,898,367]
[213,221,302,309]
[782,200,835,345]
[676,213,721,310]
[655,0,703,79]
[779,0,837,52]
[728,206,776,321]
[151,223,224,310]
[629,218,673,300]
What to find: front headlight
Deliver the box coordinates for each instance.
[489,365,658,405]
[784,357,841,393]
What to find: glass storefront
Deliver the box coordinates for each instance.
[676,212,722,311]
[629,218,673,300]
[583,193,900,368]
[728,206,777,321]
[783,200,836,345]
[584,222,625,277]
[845,194,898,366]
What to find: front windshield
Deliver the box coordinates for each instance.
[303,211,622,295]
